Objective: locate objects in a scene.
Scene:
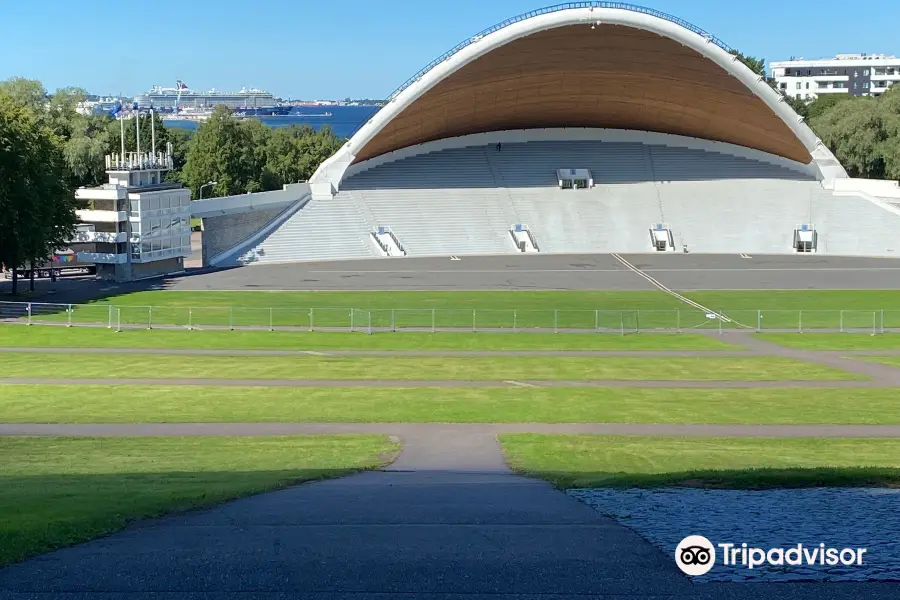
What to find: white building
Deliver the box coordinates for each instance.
[73,141,192,282]
[770,54,900,100]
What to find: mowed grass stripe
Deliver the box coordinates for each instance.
[3,387,897,424]
[50,289,900,311]
[62,290,685,311]
[499,434,900,489]
[1,435,400,566]
[852,356,900,367]
[758,334,900,351]
[0,328,737,351]
[0,354,858,381]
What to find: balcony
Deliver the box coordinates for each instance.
[76,252,128,264]
[71,231,127,244]
[76,209,128,223]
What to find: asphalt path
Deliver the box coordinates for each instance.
[6,253,900,302]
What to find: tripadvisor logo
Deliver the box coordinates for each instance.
[675,535,715,576]
[674,535,868,576]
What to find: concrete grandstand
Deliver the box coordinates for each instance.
[196,3,900,267]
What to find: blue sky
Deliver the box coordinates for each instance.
[1,0,896,99]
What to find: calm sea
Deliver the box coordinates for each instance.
[165,105,380,139]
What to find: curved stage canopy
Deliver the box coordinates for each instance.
[312,3,837,190]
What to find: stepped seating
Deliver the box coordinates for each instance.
[219,139,900,263]
[811,195,900,256]
[346,188,515,256]
[654,179,821,253]
[234,196,374,265]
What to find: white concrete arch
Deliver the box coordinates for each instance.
[310,5,845,194]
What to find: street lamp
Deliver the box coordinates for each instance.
[199,180,218,200]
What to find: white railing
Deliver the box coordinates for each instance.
[71,231,127,244]
[106,152,174,171]
[75,252,128,264]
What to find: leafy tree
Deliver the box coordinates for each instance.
[264,124,344,187]
[805,94,856,121]
[182,106,258,197]
[239,118,272,193]
[781,94,809,119]
[166,127,194,181]
[729,51,767,78]
[811,96,889,179]
[0,93,76,295]
[0,78,47,112]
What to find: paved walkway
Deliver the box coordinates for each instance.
[2,428,897,599]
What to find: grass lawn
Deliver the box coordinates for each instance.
[852,356,900,368]
[43,289,900,312]
[499,434,900,489]
[0,327,737,351]
[759,333,900,350]
[684,290,900,311]
[3,386,897,424]
[0,435,400,566]
[18,289,900,330]
[54,290,685,311]
[0,354,856,381]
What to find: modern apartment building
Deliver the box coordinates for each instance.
[770,54,900,100]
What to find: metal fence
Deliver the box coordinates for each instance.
[0,301,898,335]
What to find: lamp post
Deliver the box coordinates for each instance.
[199,180,218,200]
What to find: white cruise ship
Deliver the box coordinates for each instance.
[133,80,281,111]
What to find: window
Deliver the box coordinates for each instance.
[780,82,787,89]
[864,69,869,76]
[796,82,802,89]
[863,82,870,89]
[805,82,810,89]
[796,93,802,99]
[854,83,858,90]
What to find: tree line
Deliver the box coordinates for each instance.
[0,77,344,295]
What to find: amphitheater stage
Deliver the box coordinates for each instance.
[168,253,900,292]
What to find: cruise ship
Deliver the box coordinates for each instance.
[134,81,290,113]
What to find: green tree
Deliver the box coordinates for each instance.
[729,51,767,78]
[804,94,855,121]
[182,106,257,198]
[166,127,194,181]
[0,78,47,112]
[781,94,810,119]
[811,96,888,178]
[0,93,76,295]
[239,118,273,193]
[264,124,344,187]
